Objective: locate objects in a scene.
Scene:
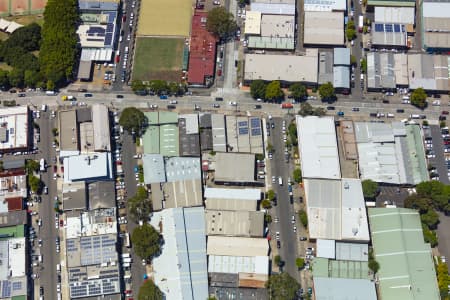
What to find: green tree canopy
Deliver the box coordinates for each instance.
[404,195,431,214]
[422,224,438,247]
[128,187,152,222]
[131,223,162,261]
[298,209,308,228]
[28,175,41,193]
[288,122,298,146]
[8,69,24,88]
[266,272,300,300]
[267,189,275,201]
[149,80,168,95]
[289,83,307,101]
[25,159,40,174]
[368,259,380,274]
[295,257,305,269]
[265,81,284,101]
[131,80,146,92]
[250,80,267,99]
[318,82,335,100]
[138,279,163,300]
[346,28,356,41]
[421,209,440,230]
[299,102,314,117]
[261,199,272,209]
[206,7,238,39]
[362,179,378,200]
[411,88,427,109]
[293,168,302,183]
[2,23,41,52]
[360,58,367,74]
[119,107,147,137]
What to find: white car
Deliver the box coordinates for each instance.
[275,231,280,240]
[169,100,178,104]
[229,101,237,106]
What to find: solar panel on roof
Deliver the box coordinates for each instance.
[251,128,261,136]
[385,24,393,32]
[2,281,11,298]
[106,23,114,32]
[375,24,383,32]
[401,25,405,32]
[250,118,260,128]
[239,127,248,135]
[238,121,248,127]
[104,33,112,46]
[394,24,400,32]
[12,282,21,291]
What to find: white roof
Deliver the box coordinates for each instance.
[313,278,377,300]
[92,104,111,151]
[305,178,370,242]
[5,21,23,33]
[179,114,199,134]
[251,3,296,15]
[80,48,113,62]
[316,239,336,259]
[304,0,347,11]
[8,238,26,277]
[204,188,261,201]
[422,2,450,18]
[296,116,341,179]
[207,236,269,257]
[245,11,261,35]
[304,11,344,45]
[375,7,415,24]
[208,255,269,275]
[63,152,113,182]
[0,19,9,30]
[244,49,319,83]
[0,106,28,151]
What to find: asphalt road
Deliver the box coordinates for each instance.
[268,117,299,279]
[351,0,364,99]
[35,110,59,300]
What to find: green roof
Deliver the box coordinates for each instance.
[160,124,179,156]
[368,208,440,300]
[142,112,179,156]
[146,112,159,125]
[312,257,370,280]
[12,296,27,300]
[158,111,178,124]
[405,125,429,184]
[0,225,25,239]
[142,126,160,154]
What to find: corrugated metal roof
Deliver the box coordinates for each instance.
[333,66,350,88]
[142,154,166,184]
[207,236,269,257]
[316,239,336,258]
[251,3,296,15]
[333,48,350,66]
[92,104,110,151]
[335,242,369,261]
[313,277,377,300]
[208,255,269,274]
[374,7,415,24]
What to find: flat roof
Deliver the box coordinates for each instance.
[372,23,407,46]
[304,12,344,46]
[91,104,110,151]
[225,116,264,154]
[333,48,350,65]
[77,60,93,80]
[162,179,203,208]
[150,207,208,300]
[165,157,201,182]
[335,242,369,261]
[333,66,350,89]
[211,114,227,152]
[62,182,87,211]
[208,255,269,275]
[408,54,449,91]
[205,210,264,237]
[247,35,295,49]
[250,2,296,15]
[318,51,334,84]
[63,153,113,182]
[245,49,319,83]
[66,233,118,267]
[179,116,201,156]
[422,4,450,50]
[304,0,347,11]
[215,153,255,183]
[68,265,120,298]
[368,0,416,7]
[296,116,341,179]
[369,208,440,300]
[59,110,79,151]
[316,239,336,258]
[207,236,269,257]
[367,52,396,90]
[160,124,179,156]
[245,11,261,35]
[0,106,28,152]
[204,188,260,211]
[142,125,160,154]
[313,277,377,300]
[260,14,295,38]
[142,154,166,184]
[312,257,371,279]
[375,7,415,24]
[88,181,115,209]
[305,178,370,241]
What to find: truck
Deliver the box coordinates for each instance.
[39,158,46,172]
[281,103,294,109]
[358,15,364,32]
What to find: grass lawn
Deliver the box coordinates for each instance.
[133,37,184,82]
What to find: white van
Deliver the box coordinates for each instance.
[45,91,56,96]
[410,114,421,119]
[278,177,283,186]
[41,104,47,112]
[387,113,395,118]
[125,46,129,54]
[56,263,61,273]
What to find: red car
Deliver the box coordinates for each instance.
[442,111,449,115]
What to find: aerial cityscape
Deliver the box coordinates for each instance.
[0,0,449,299]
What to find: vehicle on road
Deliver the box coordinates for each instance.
[281,103,293,109]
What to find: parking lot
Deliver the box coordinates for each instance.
[423,125,450,184]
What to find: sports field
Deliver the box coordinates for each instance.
[137,0,192,37]
[133,37,184,81]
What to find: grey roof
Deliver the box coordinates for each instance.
[91,104,111,152]
[68,264,120,298]
[63,153,113,182]
[59,110,79,151]
[333,48,350,65]
[2,159,24,170]
[178,117,201,156]
[76,107,92,123]
[88,181,115,209]
[77,60,92,80]
[318,51,334,84]
[304,12,345,46]
[422,2,450,50]
[165,157,201,182]
[62,182,87,211]
[205,210,264,237]
[211,114,227,152]
[408,54,449,91]
[333,66,350,88]
[367,52,396,90]
[374,7,415,24]
[371,23,407,46]
[0,210,27,228]
[200,128,213,151]
[214,153,255,184]
[313,277,377,300]
[199,113,212,128]
[0,128,6,143]
[142,154,166,184]
[162,179,203,208]
[335,242,369,261]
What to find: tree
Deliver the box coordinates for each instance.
[267,189,275,201]
[293,168,302,184]
[298,102,314,117]
[360,58,367,74]
[131,223,162,261]
[149,80,168,95]
[25,159,40,174]
[298,209,308,228]
[131,80,146,92]
[24,70,41,88]
[274,255,281,267]
[266,142,274,153]
[313,107,326,116]
[3,23,41,52]
[265,81,284,101]
[8,68,24,88]
[295,257,305,269]
[28,175,41,193]
[119,107,147,137]
[411,88,428,109]
[350,55,357,66]
[0,69,10,90]
[368,259,380,274]
[52,128,58,136]
[404,195,431,214]
[288,122,298,146]
[422,224,438,247]
[138,279,163,300]
[421,209,440,230]
[266,273,300,300]
[346,28,356,41]
[318,82,335,100]
[128,187,152,222]
[206,7,238,40]
[261,199,272,209]
[265,214,272,224]
[168,82,179,95]
[289,83,307,101]
[362,179,378,200]
[46,80,55,91]
[250,80,266,100]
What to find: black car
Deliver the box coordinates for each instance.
[277,240,281,249]
[116,94,124,99]
[327,106,335,110]
[18,93,26,97]
[215,97,223,101]
[396,109,405,113]
[40,287,44,296]
[84,93,93,97]
[167,105,176,109]
[382,99,389,104]
[300,237,308,241]
[254,104,262,109]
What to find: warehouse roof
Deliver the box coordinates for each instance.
[215,153,255,183]
[0,107,28,152]
[244,49,319,83]
[422,2,450,50]
[162,179,203,208]
[88,181,115,209]
[408,54,449,91]
[77,60,93,80]
[367,52,396,90]
[63,153,113,182]
[304,12,344,45]
[368,0,416,7]
[335,242,369,261]
[62,182,87,211]
[371,23,408,47]
[304,0,347,11]
[207,236,269,257]
[165,157,201,182]
[204,188,260,211]
[59,110,79,152]
[225,116,264,154]
[150,207,208,300]
[375,7,415,24]
[313,277,377,300]
[250,3,296,15]
[205,210,264,237]
[312,257,371,279]
[245,11,261,35]
[91,104,110,151]
[211,114,227,152]
[208,255,269,275]
[333,48,350,66]
[318,51,334,84]
[296,116,341,179]
[369,208,440,300]
[142,154,166,184]
[333,66,350,88]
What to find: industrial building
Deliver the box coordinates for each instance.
[207,236,269,257]
[214,153,256,185]
[374,7,415,25]
[303,12,344,46]
[355,122,429,185]
[142,111,179,156]
[244,49,319,85]
[407,54,450,92]
[225,116,264,154]
[211,114,227,152]
[179,114,200,156]
[304,0,347,11]
[304,178,370,242]
[371,23,408,48]
[333,48,351,92]
[62,182,87,211]
[205,210,264,237]
[63,152,114,182]
[367,0,415,9]
[366,52,409,91]
[296,116,341,180]
[142,154,201,183]
[369,208,440,300]
[150,207,208,300]
[312,278,377,300]
[421,0,450,52]
[0,107,29,153]
[204,188,261,211]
